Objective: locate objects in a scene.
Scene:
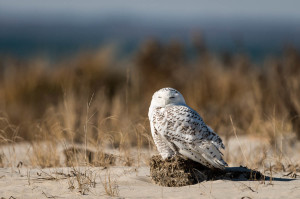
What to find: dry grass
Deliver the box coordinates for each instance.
[0,40,300,172]
[150,155,263,187]
[68,167,97,195]
[29,141,60,168]
[99,169,119,197]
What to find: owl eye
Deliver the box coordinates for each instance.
[170,97,175,99]
[158,96,162,98]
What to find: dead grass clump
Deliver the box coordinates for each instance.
[118,131,134,166]
[64,147,94,167]
[150,155,209,187]
[0,115,21,144]
[100,170,119,197]
[29,142,60,168]
[283,164,300,178]
[92,152,115,167]
[150,155,263,187]
[0,152,4,167]
[68,167,97,195]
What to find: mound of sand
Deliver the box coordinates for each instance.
[150,155,263,187]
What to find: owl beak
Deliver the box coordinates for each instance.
[164,99,168,105]
[166,97,172,105]
[165,97,173,105]
[164,95,174,105]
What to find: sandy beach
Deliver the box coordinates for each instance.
[0,166,299,199]
[0,136,300,199]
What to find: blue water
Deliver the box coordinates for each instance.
[0,17,299,62]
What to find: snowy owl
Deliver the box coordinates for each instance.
[148,88,227,170]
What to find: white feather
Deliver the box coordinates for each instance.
[149,88,227,170]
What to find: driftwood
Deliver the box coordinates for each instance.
[63,146,115,167]
[150,155,263,187]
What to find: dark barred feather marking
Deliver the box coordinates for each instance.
[149,88,227,169]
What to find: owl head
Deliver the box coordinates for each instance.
[150,88,186,108]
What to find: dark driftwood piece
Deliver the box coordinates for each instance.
[63,146,115,167]
[150,155,263,187]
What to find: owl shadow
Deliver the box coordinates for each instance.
[150,155,295,187]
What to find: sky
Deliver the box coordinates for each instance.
[0,0,299,60]
[1,0,300,23]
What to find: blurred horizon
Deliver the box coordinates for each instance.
[1,0,300,61]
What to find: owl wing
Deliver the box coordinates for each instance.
[152,105,227,170]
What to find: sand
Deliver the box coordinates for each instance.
[0,166,299,199]
[0,136,300,198]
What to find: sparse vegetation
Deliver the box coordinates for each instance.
[100,169,119,197]
[0,40,299,199]
[70,167,97,195]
